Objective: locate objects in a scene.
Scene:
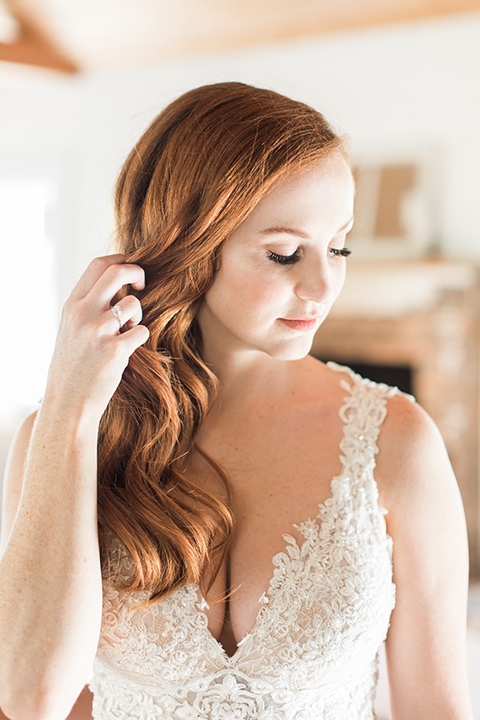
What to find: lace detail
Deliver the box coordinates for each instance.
[89,365,400,719]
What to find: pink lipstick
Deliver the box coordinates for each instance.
[278,317,319,331]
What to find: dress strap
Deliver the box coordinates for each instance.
[327,362,409,481]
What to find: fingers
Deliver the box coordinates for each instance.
[69,254,126,301]
[50,255,151,418]
[68,255,150,348]
[68,256,147,328]
[108,295,143,334]
[116,323,150,354]
[92,262,146,310]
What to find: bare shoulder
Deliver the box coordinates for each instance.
[0,410,39,555]
[381,388,438,442]
[295,356,349,409]
[376,390,457,512]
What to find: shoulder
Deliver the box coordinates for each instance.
[324,361,437,456]
[318,362,457,515]
[372,385,468,583]
[296,356,447,463]
[295,356,355,405]
[0,410,39,555]
[376,389,454,506]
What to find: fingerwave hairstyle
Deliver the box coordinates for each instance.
[97,81,347,604]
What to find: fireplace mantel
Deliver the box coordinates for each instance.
[332,258,478,318]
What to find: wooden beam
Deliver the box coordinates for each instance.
[169,2,480,59]
[0,19,78,72]
[1,0,480,72]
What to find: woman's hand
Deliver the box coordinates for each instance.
[44,254,150,419]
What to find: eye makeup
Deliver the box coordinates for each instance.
[267,247,351,265]
[267,250,301,265]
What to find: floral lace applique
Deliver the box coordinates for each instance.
[89,364,399,720]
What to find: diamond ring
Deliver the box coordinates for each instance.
[110,305,123,330]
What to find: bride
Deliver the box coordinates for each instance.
[0,82,473,719]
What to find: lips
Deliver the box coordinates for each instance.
[278,317,320,331]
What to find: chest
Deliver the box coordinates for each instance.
[188,406,348,653]
[98,486,395,678]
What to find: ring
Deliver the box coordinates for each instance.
[110,305,123,330]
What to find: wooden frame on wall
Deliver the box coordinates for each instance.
[348,148,442,259]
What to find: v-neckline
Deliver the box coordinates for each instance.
[194,463,350,664]
[191,363,384,664]
[191,364,362,663]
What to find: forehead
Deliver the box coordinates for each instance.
[237,154,354,235]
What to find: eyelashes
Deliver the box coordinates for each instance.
[267,247,352,265]
[330,247,352,258]
[267,250,301,265]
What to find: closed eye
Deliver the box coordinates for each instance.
[268,247,352,265]
[267,250,301,265]
[330,247,352,258]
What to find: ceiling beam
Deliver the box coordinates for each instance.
[0,13,78,72]
[1,0,480,72]
[167,2,480,59]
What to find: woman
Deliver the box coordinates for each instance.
[0,82,473,719]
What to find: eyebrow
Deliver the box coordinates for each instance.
[258,216,354,240]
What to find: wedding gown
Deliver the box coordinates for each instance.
[88,363,402,719]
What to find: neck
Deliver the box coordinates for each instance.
[206,341,288,410]
[197,309,292,411]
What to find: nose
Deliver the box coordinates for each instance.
[294,259,334,305]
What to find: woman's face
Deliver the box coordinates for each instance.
[197,152,355,363]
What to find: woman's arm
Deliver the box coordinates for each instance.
[377,394,473,720]
[0,256,149,720]
[0,406,101,720]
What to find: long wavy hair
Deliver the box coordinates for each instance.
[97,81,347,604]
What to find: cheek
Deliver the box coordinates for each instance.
[239,272,282,309]
[208,261,285,316]
[335,265,347,298]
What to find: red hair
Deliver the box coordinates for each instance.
[96,82,347,603]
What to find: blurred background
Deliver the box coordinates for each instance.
[1,0,480,717]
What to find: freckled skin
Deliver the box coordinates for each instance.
[197,153,355,364]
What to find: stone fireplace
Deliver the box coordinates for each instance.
[311,258,480,576]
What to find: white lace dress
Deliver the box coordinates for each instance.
[88,364,403,719]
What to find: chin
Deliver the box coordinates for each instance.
[266,339,314,362]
